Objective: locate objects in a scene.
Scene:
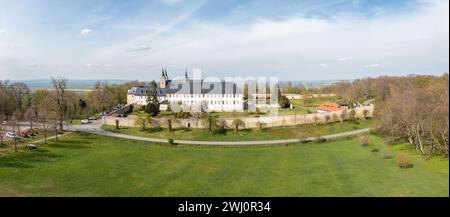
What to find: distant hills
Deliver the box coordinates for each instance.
[9,79,130,90]
[9,79,347,90]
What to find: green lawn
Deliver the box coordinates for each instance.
[0,132,447,196]
[101,120,372,141]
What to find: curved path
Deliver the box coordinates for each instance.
[68,120,370,145]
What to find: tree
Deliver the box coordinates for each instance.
[10,111,20,152]
[33,90,54,144]
[213,118,228,135]
[339,110,348,122]
[362,109,369,119]
[8,82,30,114]
[79,99,87,116]
[115,119,120,129]
[145,81,160,117]
[332,113,340,123]
[0,113,4,145]
[348,109,356,121]
[324,114,331,124]
[24,107,36,130]
[167,118,173,132]
[278,87,290,108]
[373,74,449,156]
[313,115,319,126]
[92,82,112,114]
[52,77,68,131]
[257,121,267,130]
[232,119,245,133]
[135,114,150,131]
[203,114,217,132]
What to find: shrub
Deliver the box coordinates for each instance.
[212,127,227,135]
[299,135,308,144]
[383,152,393,159]
[397,154,414,169]
[175,112,191,119]
[360,135,370,146]
[332,114,340,123]
[168,138,175,145]
[371,148,379,153]
[315,135,327,143]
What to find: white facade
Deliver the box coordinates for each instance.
[126,70,244,112]
[127,92,243,112]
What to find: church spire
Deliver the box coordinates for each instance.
[161,66,165,76]
[185,67,188,79]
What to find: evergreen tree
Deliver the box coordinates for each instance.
[278,87,290,108]
[145,81,160,117]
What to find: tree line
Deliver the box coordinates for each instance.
[0,78,145,144]
[330,74,449,156]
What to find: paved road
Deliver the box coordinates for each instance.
[70,121,370,145]
[18,121,370,145]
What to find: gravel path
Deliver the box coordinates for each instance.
[70,121,370,145]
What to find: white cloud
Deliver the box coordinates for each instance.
[6,44,18,49]
[30,63,38,68]
[160,0,184,5]
[84,0,448,80]
[337,57,353,62]
[126,45,152,52]
[1,0,447,80]
[365,62,393,68]
[85,63,111,68]
[0,29,5,35]
[80,28,92,36]
[320,64,327,67]
[365,63,380,68]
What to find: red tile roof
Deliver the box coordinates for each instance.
[318,103,348,112]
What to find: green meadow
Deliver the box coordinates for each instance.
[0,132,447,196]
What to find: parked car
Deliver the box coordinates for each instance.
[26,144,37,149]
[20,129,36,138]
[81,119,89,124]
[6,132,17,138]
[88,116,97,121]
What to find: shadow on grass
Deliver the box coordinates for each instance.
[0,149,60,168]
[46,140,92,149]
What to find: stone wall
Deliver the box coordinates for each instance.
[103,104,374,129]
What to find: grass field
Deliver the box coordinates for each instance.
[101,120,372,141]
[0,132,447,196]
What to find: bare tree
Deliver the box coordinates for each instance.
[232,119,246,133]
[0,113,4,145]
[24,107,36,130]
[34,90,54,144]
[52,77,68,132]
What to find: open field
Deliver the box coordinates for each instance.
[0,132,447,196]
[101,119,372,141]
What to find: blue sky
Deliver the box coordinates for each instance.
[0,0,448,80]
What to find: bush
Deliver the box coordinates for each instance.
[315,135,327,143]
[175,112,191,119]
[397,154,414,169]
[212,127,227,135]
[360,135,370,146]
[371,148,379,153]
[383,152,393,159]
[168,138,175,145]
[299,135,308,144]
